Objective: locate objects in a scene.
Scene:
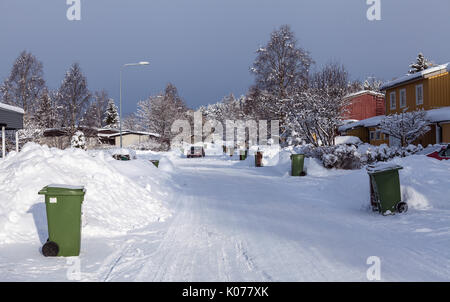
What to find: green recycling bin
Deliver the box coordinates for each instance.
[367,165,407,215]
[38,184,86,257]
[291,154,306,176]
[240,150,248,161]
[150,160,159,167]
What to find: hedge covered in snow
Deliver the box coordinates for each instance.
[297,143,424,170]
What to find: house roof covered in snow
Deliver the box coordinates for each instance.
[0,102,24,130]
[343,90,385,99]
[426,106,450,123]
[105,130,160,138]
[339,106,450,132]
[0,102,25,114]
[338,115,386,132]
[380,63,450,91]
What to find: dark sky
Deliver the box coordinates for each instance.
[1,0,449,114]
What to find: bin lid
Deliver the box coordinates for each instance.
[367,163,403,174]
[39,184,86,196]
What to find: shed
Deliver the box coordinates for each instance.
[0,102,24,158]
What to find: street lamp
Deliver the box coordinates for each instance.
[119,61,149,148]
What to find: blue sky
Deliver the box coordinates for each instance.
[1,0,450,114]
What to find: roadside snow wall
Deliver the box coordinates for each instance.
[0,143,170,244]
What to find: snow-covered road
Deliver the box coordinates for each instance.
[1,154,449,281]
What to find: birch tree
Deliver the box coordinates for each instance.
[379,110,430,147]
[57,63,91,134]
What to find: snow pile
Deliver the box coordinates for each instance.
[0,143,170,244]
[335,136,362,145]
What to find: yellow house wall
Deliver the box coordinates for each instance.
[367,127,388,146]
[346,127,369,143]
[385,72,450,115]
[442,123,450,143]
[114,134,150,147]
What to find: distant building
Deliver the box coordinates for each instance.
[98,129,159,147]
[42,127,160,149]
[0,102,24,157]
[340,63,450,146]
[343,90,385,121]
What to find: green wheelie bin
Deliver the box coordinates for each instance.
[367,164,407,215]
[150,160,160,167]
[38,184,86,257]
[240,150,248,161]
[291,154,306,176]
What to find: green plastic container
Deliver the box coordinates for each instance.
[150,160,159,167]
[367,165,407,215]
[38,185,85,257]
[240,150,248,161]
[291,154,305,176]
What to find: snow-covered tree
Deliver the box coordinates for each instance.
[57,63,91,134]
[34,89,59,129]
[83,90,110,128]
[251,25,313,99]
[122,113,143,131]
[103,99,119,128]
[71,131,86,150]
[379,110,431,147]
[282,62,350,147]
[363,77,383,92]
[0,51,46,115]
[137,83,188,148]
[409,53,431,74]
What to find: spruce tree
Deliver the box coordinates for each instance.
[409,53,431,74]
[103,99,119,128]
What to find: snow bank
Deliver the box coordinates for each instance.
[335,136,362,145]
[0,143,170,244]
[390,155,450,210]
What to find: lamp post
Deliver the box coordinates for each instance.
[119,61,149,149]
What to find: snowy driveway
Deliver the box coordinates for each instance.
[1,154,450,281]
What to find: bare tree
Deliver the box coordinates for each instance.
[57,63,91,134]
[283,62,351,146]
[379,110,430,147]
[83,90,110,128]
[122,113,142,131]
[0,51,46,114]
[34,88,59,129]
[137,83,188,149]
[251,25,313,99]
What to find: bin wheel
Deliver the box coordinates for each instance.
[42,241,59,257]
[396,202,408,214]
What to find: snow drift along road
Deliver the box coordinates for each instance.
[0,143,170,244]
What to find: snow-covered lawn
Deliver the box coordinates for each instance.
[0,144,449,281]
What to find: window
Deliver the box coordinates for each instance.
[416,84,423,105]
[390,92,396,110]
[376,130,381,140]
[370,131,375,141]
[400,89,407,108]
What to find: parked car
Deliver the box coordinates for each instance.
[427,144,450,160]
[187,146,205,158]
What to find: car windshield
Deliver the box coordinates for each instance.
[445,147,450,157]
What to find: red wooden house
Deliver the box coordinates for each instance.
[343,90,385,121]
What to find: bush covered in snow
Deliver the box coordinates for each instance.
[295,143,424,170]
[322,145,361,170]
[71,131,86,150]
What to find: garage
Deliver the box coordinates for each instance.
[0,102,24,158]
